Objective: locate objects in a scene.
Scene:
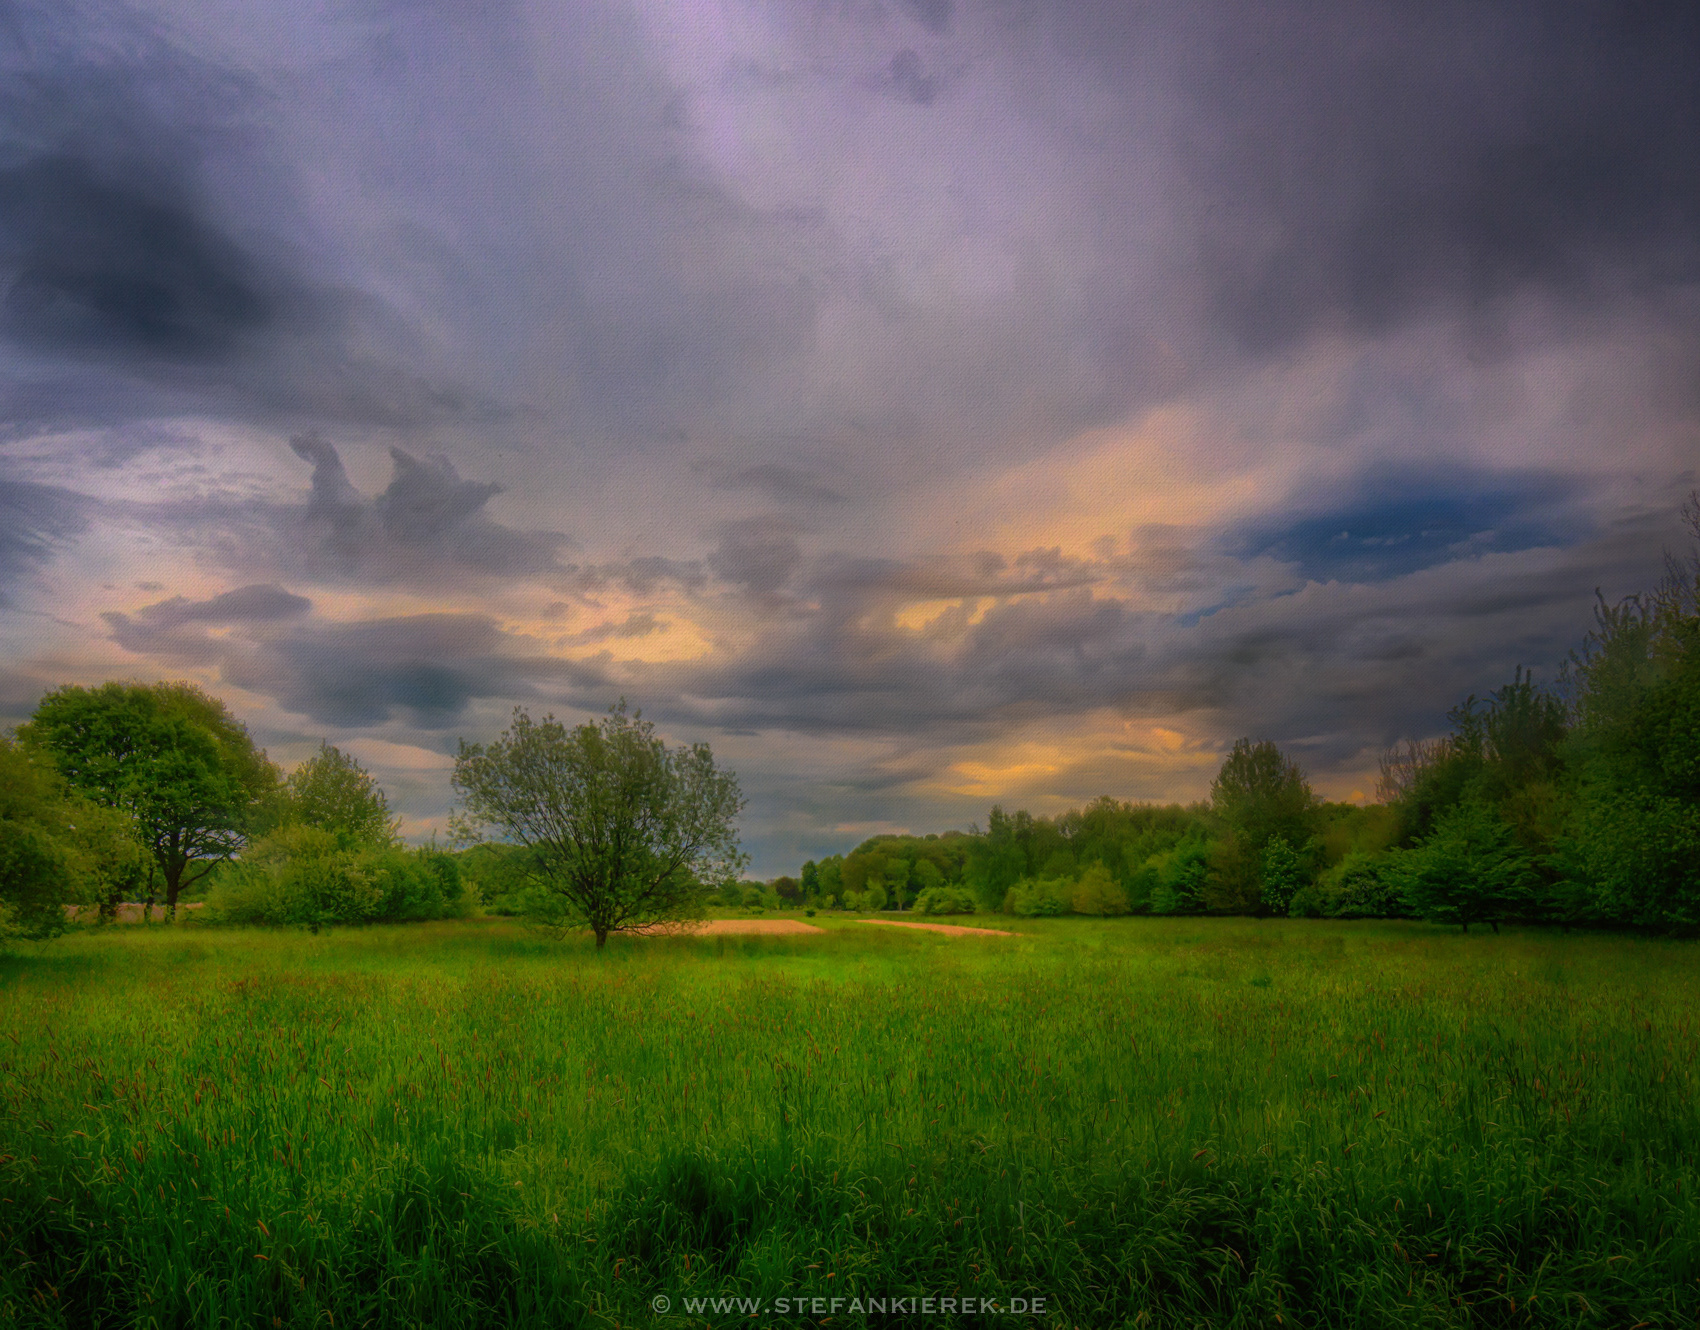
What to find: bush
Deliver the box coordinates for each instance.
[1147,838,1211,915]
[1259,836,1306,916]
[1002,876,1072,917]
[1071,864,1130,916]
[912,886,979,915]
[1288,850,1406,919]
[210,828,470,927]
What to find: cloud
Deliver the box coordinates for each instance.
[707,516,803,596]
[280,432,571,582]
[105,587,608,728]
[1168,1,1700,352]
[695,459,846,505]
[886,50,939,106]
[122,583,311,627]
[898,0,954,37]
[0,478,88,605]
[0,154,273,360]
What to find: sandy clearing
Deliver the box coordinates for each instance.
[634,918,824,936]
[853,918,1014,937]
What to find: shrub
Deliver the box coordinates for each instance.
[1148,838,1211,915]
[210,828,469,927]
[1002,876,1072,917]
[912,886,979,915]
[1259,836,1305,916]
[1071,864,1130,916]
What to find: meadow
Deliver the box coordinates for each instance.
[1,917,1697,1328]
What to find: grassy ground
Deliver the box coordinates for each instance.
[2,916,1697,1328]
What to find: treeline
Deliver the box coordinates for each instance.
[1,682,468,937]
[788,500,1700,932]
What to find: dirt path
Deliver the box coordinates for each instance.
[635,918,824,936]
[853,917,1014,937]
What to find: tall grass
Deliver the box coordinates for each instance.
[2,918,1697,1327]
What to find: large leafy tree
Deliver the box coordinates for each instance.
[20,681,279,916]
[452,701,746,947]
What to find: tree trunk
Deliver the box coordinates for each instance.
[164,860,184,922]
[1461,922,1468,933]
[594,928,607,949]
[1490,920,1499,935]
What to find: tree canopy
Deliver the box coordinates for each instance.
[20,681,278,913]
[451,701,746,947]
[0,735,146,937]
[280,743,398,848]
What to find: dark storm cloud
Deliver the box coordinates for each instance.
[124,584,311,628]
[0,154,272,359]
[1168,0,1700,351]
[0,477,86,604]
[105,590,608,728]
[0,1,488,432]
[573,556,708,598]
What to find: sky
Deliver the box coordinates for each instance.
[1,0,1696,875]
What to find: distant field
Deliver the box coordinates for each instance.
[2,917,1697,1328]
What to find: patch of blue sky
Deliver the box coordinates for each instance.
[1232,476,1585,584]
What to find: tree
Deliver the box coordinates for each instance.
[281,743,397,847]
[451,700,746,947]
[1208,739,1318,912]
[1,735,147,937]
[20,681,278,917]
[1394,798,1538,933]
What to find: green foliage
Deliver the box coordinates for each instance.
[1,735,147,938]
[454,842,536,914]
[1207,739,1318,913]
[452,700,745,947]
[1289,850,1407,919]
[1258,835,1304,916]
[911,885,979,915]
[1393,799,1539,932]
[279,743,398,847]
[1001,875,1072,916]
[1070,862,1129,915]
[20,680,278,909]
[211,826,469,927]
[1559,575,1700,928]
[1210,738,1317,851]
[1147,836,1211,915]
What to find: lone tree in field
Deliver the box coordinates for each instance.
[451,701,746,947]
[20,681,278,918]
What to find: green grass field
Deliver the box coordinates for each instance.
[2,917,1697,1328]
